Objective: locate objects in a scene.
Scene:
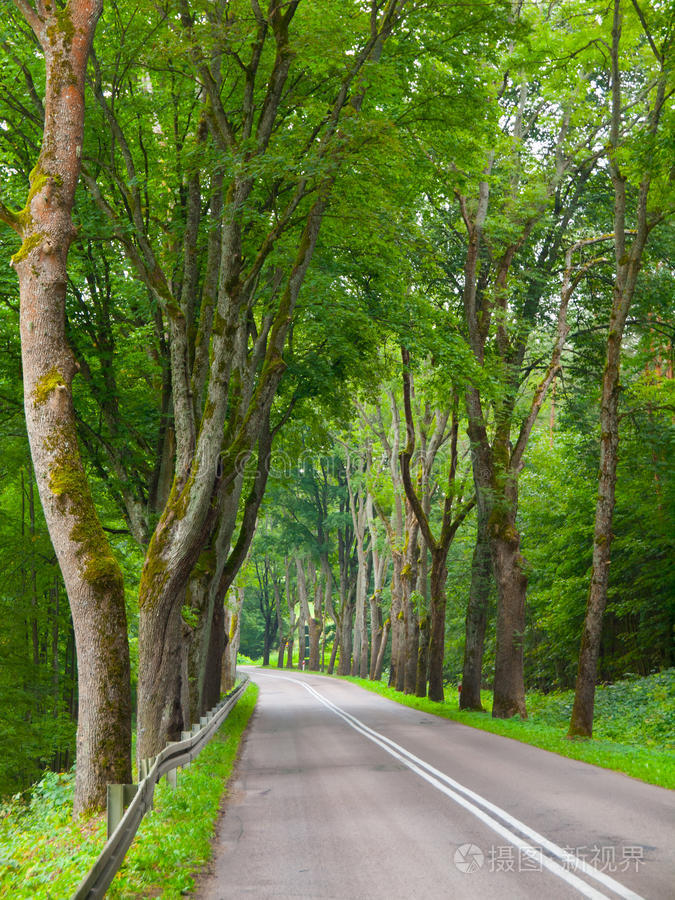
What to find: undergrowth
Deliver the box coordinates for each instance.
[0,682,258,899]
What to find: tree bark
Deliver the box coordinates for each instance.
[460,504,492,710]
[221,587,243,692]
[308,564,322,671]
[6,0,132,814]
[490,510,528,718]
[203,597,224,709]
[389,552,403,688]
[285,559,296,668]
[427,550,450,702]
[337,584,355,677]
[415,615,430,697]
[328,631,340,675]
[374,619,390,681]
[275,580,286,668]
[402,517,420,695]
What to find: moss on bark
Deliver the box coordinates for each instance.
[44,419,124,597]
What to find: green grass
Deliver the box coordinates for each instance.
[0,682,258,899]
[338,671,674,790]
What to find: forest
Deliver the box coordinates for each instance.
[0,0,672,820]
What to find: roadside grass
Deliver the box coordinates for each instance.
[0,682,258,899]
[340,671,675,790]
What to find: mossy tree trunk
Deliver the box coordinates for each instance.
[0,0,132,815]
[415,615,430,697]
[490,503,528,719]
[187,419,273,719]
[402,513,420,695]
[427,549,450,702]
[388,553,403,688]
[460,500,492,711]
[203,597,224,711]
[221,587,243,693]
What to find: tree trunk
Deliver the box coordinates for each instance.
[203,597,224,709]
[327,631,340,675]
[569,329,622,735]
[9,0,131,814]
[568,0,666,736]
[298,616,306,668]
[427,550,449,702]
[374,619,389,681]
[285,562,296,668]
[186,565,212,721]
[180,620,192,728]
[416,616,430,697]
[415,543,429,697]
[403,521,420,694]
[337,589,354,676]
[138,592,185,761]
[308,571,322,671]
[351,542,368,678]
[490,511,528,719]
[369,592,383,680]
[221,587,243,692]
[275,581,286,668]
[461,506,492,711]
[389,552,403,688]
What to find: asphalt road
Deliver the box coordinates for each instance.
[195,668,674,900]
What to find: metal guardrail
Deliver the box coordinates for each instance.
[71,676,250,900]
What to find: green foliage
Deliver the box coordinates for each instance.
[0,683,258,898]
[526,670,675,749]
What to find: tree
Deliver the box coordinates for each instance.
[399,348,475,701]
[81,0,408,759]
[0,0,131,813]
[569,0,672,737]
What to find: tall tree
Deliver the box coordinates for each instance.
[0,0,132,813]
[569,0,672,738]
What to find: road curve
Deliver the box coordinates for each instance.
[195,668,674,900]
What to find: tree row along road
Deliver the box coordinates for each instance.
[196,670,674,900]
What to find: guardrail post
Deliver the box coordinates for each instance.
[107,784,138,838]
[181,731,192,767]
[139,756,158,781]
[165,743,179,788]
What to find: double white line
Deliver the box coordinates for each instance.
[257,671,644,900]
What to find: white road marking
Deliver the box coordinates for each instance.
[254,670,645,900]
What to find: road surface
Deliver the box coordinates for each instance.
[195,668,674,899]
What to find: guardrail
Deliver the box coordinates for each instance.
[72,676,250,900]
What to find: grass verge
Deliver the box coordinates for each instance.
[340,675,674,790]
[0,681,258,899]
